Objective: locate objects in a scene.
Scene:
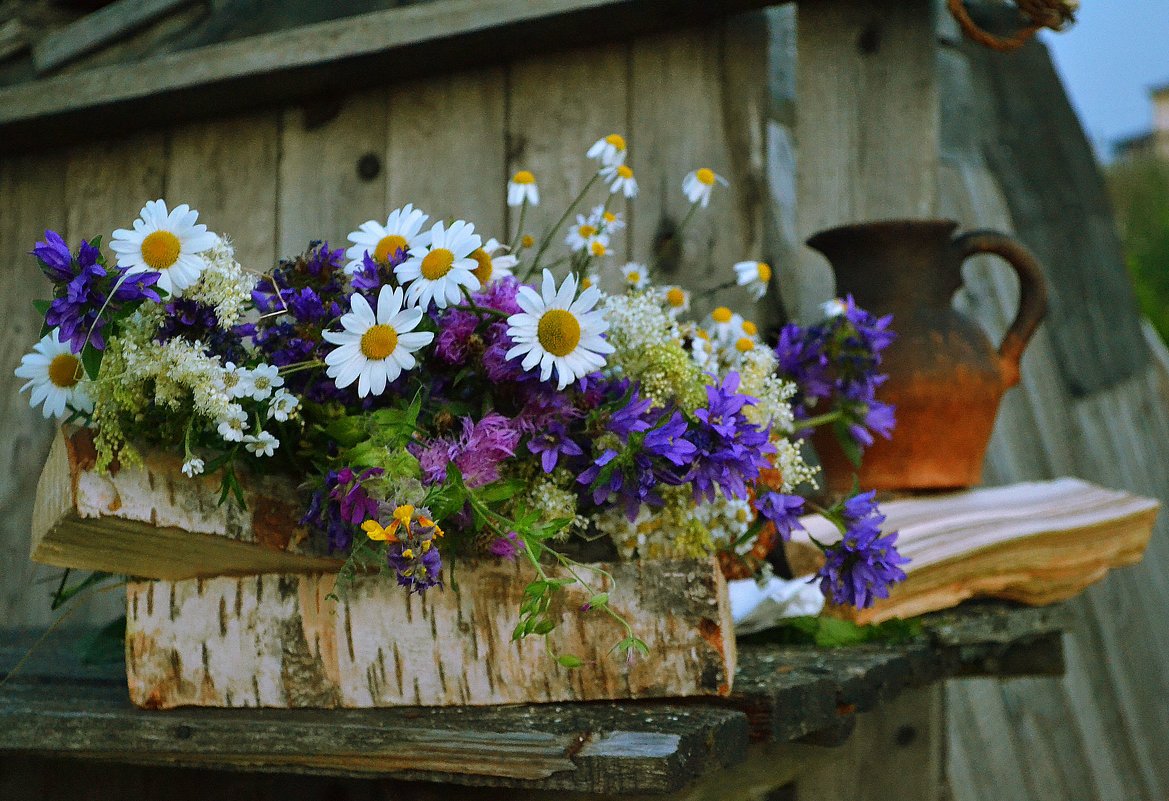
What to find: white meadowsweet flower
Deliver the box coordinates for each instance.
[599,163,638,198]
[587,134,628,167]
[14,328,93,420]
[682,168,728,208]
[733,260,773,301]
[110,199,217,297]
[506,269,615,390]
[821,298,848,318]
[507,170,540,207]
[621,262,649,290]
[470,238,517,285]
[344,204,430,274]
[395,220,482,309]
[566,215,610,253]
[323,285,434,397]
[217,405,248,443]
[246,363,283,402]
[223,362,254,400]
[244,431,279,458]
[181,457,205,478]
[268,388,299,422]
[661,285,691,318]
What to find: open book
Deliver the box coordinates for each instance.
[787,478,1160,625]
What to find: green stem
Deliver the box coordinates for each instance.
[457,286,509,319]
[278,359,325,376]
[798,410,843,429]
[694,278,740,301]
[527,173,600,279]
[510,201,529,253]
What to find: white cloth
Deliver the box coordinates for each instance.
[728,575,825,635]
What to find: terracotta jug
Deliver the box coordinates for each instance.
[807,220,1048,492]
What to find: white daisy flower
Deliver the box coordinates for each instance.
[682,168,728,208]
[246,363,283,402]
[821,298,848,318]
[244,431,279,458]
[395,220,482,310]
[565,215,610,253]
[507,171,540,207]
[621,262,649,290]
[344,204,429,274]
[323,285,434,397]
[661,285,691,317]
[506,269,615,390]
[182,458,205,478]
[109,199,217,297]
[470,238,518,285]
[217,405,248,443]
[599,163,639,198]
[14,329,93,420]
[708,306,746,349]
[587,134,628,167]
[733,260,773,301]
[268,388,299,422]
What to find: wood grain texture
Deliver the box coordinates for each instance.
[123,559,735,708]
[31,0,198,74]
[31,428,342,580]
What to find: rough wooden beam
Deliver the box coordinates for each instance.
[31,428,342,579]
[124,560,736,708]
[32,0,199,75]
[0,0,780,152]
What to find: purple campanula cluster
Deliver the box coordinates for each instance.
[815,491,908,608]
[687,373,776,504]
[753,492,807,541]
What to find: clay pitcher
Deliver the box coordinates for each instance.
[808,220,1047,492]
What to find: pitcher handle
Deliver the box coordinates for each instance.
[948,230,1048,389]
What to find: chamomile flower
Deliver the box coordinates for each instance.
[323,285,434,397]
[581,273,600,291]
[590,205,625,233]
[470,238,518,285]
[267,388,299,422]
[708,306,746,348]
[507,171,540,207]
[110,199,217,297]
[244,431,279,458]
[395,220,482,309]
[682,168,728,208]
[344,204,429,273]
[587,134,628,167]
[589,240,609,259]
[566,216,610,253]
[661,285,691,317]
[506,269,615,390]
[182,458,205,478]
[600,163,639,198]
[734,260,773,301]
[621,262,650,290]
[822,298,848,318]
[217,405,248,443]
[14,328,93,420]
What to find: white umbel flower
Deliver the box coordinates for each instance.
[682,168,728,208]
[344,204,430,273]
[110,199,217,297]
[587,134,628,167]
[599,163,639,198]
[216,405,248,443]
[182,458,205,478]
[566,215,610,253]
[395,220,482,309]
[507,171,540,207]
[323,285,434,397]
[246,363,283,401]
[470,238,518,285]
[733,260,773,301]
[661,285,691,318]
[14,329,93,420]
[506,269,615,390]
[620,262,649,290]
[244,431,279,458]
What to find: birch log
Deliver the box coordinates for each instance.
[125,559,736,708]
[31,428,342,579]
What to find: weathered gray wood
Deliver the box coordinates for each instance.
[0,0,782,153]
[32,0,198,74]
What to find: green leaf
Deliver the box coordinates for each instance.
[586,593,609,608]
[476,479,527,504]
[833,419,863,468]
[556,654,583,669]
[81,342,103,380]
[80,615,126,665]
[32,299,51,317]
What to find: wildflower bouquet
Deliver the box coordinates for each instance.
[17,134,906,664]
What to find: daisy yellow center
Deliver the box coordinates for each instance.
[666,287,687,307]
[360,324,399,360]
[140,230,181,270]
[512,170,536,184]
[578,224,597,238]
[48,353,81,388]
[696,168,716,186]
[742,320,758,336]
[590,241,607,257]
[537,309,582,357]
[603,211,617,223]
[757,262,772,282]
[616,165,634,179]
[521,234,535,248]
[605,134,626,151]
[421,248,455,280]
[374,234,408,263]
[625,270,641,285]
[735,337,755,353]
[712,306,733,324]
[470,248,493,283]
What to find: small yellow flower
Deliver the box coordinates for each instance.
[362,519,396,542]
[521,234,535,248]
[590,240,608,257]
[401,548,415,560]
